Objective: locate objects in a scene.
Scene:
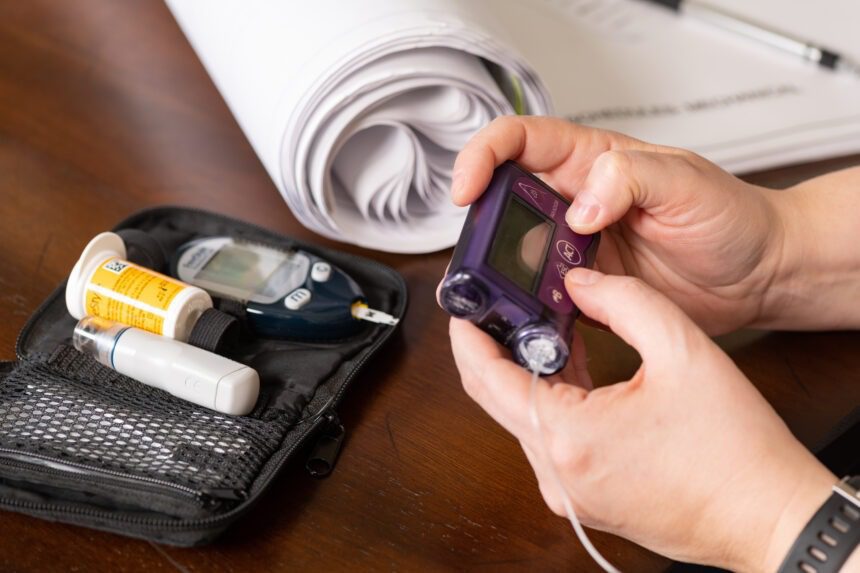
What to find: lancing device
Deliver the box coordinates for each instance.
[73,316,260,416]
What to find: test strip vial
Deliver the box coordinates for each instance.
[66,232,212,341]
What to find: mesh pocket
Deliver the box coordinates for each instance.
[0,347,290,494]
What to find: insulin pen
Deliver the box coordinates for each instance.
[643,0,860,78]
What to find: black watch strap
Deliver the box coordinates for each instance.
[778,476,860,573]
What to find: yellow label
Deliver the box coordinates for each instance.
[85,257,187,335]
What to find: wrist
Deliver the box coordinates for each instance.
[741,185,793,330]
[760,462,838,573]
[844,545,860,573]
[754,179,860,330]
[750,185,798,330]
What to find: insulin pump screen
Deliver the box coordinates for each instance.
[487,195,554,294]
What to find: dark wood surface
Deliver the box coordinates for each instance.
[0,3,858,572]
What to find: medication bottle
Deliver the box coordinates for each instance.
[66,232,212,341]
[73,316,259,416]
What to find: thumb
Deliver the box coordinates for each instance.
[565,149,701,234]
[564,268,707,364]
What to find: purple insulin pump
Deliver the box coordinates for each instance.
[440,161,599,375]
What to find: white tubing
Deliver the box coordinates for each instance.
[527,361,621,573]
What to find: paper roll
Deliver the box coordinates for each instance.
[167,0,552,253]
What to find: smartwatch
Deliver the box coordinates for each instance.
[778,476,860,573]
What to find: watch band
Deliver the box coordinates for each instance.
[778,476,860,573]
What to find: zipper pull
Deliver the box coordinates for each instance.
[306,412,346,478]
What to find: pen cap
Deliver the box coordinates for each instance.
[72,316,128,368]
[215,368,261,417]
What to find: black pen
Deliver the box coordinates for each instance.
[643,0,860,78]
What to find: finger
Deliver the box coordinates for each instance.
[449,318,586,441]
[521,440,566,517]
[449,318,533,439]
[545,350,589,391]
[446,316,585,388]
[564,268,707,365]
[578,315,610,333]
[565,148,706,234]
[570,332,593,391]
[435,261,451,308]
[451,116,649,206]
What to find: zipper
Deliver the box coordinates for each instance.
[0,448,215,502]
[3,205,406,531]
[0,412,328,528]
[0,448,249,503]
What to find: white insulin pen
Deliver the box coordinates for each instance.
[73,316,260,416]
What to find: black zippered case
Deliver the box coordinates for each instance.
[0,207,407,546]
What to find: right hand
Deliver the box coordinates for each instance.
[450,268,838,572]
[451,116,789,335]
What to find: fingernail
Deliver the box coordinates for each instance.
[566,193,600,228]
[566,268,603,286]
[451,169,465,198]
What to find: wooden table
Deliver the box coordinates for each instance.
[0,3,857,571]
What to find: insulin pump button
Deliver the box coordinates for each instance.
[284,288,312,310]
[555,240,582,266]
[311,262,331,282]
[543,286,574,313]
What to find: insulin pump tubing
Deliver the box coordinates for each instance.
[526,358,621,573]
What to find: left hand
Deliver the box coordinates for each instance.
[447,116,787,335]
[449,268,836,572]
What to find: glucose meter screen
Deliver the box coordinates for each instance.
[197,244,283,292]
[487,195,553,294]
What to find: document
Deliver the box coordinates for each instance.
[521,0,860,173]
[167,0,860,253]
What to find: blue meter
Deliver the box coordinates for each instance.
[172,236,398,340]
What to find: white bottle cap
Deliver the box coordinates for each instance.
[66,232,127,320]
[215,367,261,416]
[161,286,212,342]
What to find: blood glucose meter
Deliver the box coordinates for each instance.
[172,237,398,340]
[439,161,599,375]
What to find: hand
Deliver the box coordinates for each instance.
[449,268,837,571]
[451,116,787,335]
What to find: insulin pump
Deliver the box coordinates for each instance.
[172,236,398,340]
[440,161,599,375]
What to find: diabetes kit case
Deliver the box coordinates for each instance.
[0,207,407,545]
